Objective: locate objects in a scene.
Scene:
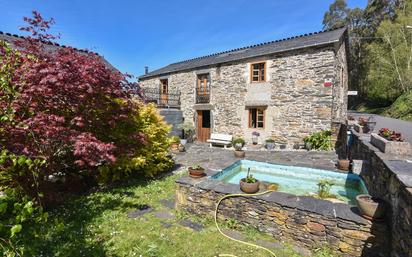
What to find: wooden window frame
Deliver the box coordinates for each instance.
[250,62,266,83]
[160,79,168,94]
[248,108,265,129]
[197,74,209,96]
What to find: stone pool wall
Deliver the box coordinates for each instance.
[175,177,389,257]
[350,130,412,257]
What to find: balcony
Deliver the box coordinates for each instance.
[196,86,210,104]
[141,88,181,108]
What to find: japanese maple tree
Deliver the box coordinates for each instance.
[0,11,150,202]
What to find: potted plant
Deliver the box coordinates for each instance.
[356,194,386,220]
[366,116,377,132]
[178,122,195,145]
[251,131,260,145]
[337,159,350,171]
[170,136,180,152]
[232,137,245,158]
[370,128,411,155]
[239,168,259,194]
[178,144,185,152]
[265,138,275,150]
[317,179,335,199]
[358,117,370,133]
[188,164,205,178]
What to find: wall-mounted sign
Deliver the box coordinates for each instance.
[324,78,333,87]
[348,91,358,96]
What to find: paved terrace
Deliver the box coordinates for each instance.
[173,142,339,174]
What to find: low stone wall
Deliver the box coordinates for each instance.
[176,177,389,257]
[350,131,412,257]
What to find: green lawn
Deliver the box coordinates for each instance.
[22,173,334,257]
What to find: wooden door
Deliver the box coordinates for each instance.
[160,79,168,105]
[197,110,211,142]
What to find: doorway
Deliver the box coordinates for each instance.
[160,79,168,105]
[196,110,211,142]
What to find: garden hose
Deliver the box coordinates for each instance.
[214,190,277,257]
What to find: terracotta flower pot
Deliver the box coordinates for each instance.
[188,167,205,178]
[234,150,245,158]
[239,178,260,194]
[356,194,386,220]
[170,143,179,151]
[337,159,350,171]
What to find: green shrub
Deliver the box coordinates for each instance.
[0,183,47,257]
[303,130,333,151]
[317,179,335,199]
[232,137,245,146]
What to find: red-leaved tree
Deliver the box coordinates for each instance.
[0,11,146,203]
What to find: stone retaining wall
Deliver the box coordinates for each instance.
[175,177,389,257]
[350,131,412,257]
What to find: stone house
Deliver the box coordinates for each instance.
[139,27,349,146]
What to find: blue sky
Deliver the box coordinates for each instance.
[1,0,366,79]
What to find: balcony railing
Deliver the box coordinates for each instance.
[141,88,181,108]
[196,86,210,104]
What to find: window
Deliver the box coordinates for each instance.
[250,62,266,83]
[248,108,265,128]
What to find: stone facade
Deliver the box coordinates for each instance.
[140,41,348,146]
[350,131,412,257]
[175,178,388,257]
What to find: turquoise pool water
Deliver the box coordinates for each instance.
[211,160,368,205]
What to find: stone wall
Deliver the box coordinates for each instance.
[140,42,348,146]
[175,177,389,257]
[350,131,412,257]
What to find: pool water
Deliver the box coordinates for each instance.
[210,160,368,205]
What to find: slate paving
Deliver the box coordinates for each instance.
[221,229,245,241]
[154,210,175,219]
[160,221,173,228]
[255,239,282,249]
[179,219,204,231]
[159,198,175,209]
[127,204,153,219]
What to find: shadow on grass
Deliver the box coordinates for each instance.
[23,173,175,257]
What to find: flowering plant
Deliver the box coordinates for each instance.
[378,128,403,142]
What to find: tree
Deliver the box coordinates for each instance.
[0,11,172,204]
[365,2,412,102]
[323,0,350,30]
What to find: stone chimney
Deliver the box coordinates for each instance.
[144,66,149,75]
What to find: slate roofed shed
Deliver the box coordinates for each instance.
[139,27,347,79]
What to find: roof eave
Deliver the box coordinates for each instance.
[138,38,340,80]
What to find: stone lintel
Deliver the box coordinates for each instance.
[193,104,214,110]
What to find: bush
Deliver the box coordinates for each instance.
[232,137,245,146]
[98,104,173,182]
[303,130,333,151]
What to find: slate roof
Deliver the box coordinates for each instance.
[0,31,117,71]
[139,27,347,80]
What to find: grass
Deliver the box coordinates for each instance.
[20,173,335,257]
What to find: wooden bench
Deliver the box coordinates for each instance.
[207,133,233,148]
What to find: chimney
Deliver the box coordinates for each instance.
[144,66,149,75]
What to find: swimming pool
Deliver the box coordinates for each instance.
[210,160,368,205]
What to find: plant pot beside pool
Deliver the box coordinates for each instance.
[234,150,245,158]
[265,139,275,150]
[356,194,386,220]
[337,159,350,171]
[239,178,260,194]
[188,166,205,178]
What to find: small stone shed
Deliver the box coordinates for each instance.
[139,27,349,145]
